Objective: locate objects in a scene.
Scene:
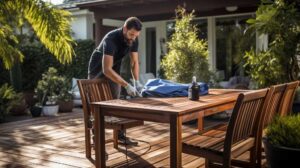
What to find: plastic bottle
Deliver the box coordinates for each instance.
[188,76,199,100]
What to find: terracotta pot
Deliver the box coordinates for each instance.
[23,91,36,107]
[58,100,73,112]
[10,99,28,116]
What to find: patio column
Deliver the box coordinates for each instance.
[94,15,104,45]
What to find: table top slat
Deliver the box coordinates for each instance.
[91,89,248,115]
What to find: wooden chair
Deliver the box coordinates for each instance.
[262,83,287,127]
[182,89,269,168]
[279,81,299,116]
[77,79,144,159]
[258,81,299,166]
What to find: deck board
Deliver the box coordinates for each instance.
[0,108,260,168]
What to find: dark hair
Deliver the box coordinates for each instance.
[124,17,142,31]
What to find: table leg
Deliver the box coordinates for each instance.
[198,111,204,132]
[170,115,182,168]
[94,105,106,168]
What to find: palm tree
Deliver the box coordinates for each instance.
[0,0,75,70]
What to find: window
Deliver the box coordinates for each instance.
[166,19,207,40]
[215,15,255,80]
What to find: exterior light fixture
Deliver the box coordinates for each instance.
[226,6,238,12]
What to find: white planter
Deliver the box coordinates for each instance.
[42,105,59,116]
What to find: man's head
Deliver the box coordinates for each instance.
[123,17,142,46]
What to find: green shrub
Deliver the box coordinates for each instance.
[244,49,284,88]
[0,63,10,86]
[265,115,300,148]
[161,7,212,83]
[245,0,300,88]
[18,39,94,91]
[0,84,21,122]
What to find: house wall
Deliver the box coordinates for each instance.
[139,21,167,74]
[69,8,94,39]
[68,10,268,79]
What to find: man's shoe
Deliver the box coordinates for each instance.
[118,136,138,146]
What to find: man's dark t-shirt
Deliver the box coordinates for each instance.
[88,27,138,78]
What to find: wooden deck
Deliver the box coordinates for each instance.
[0,108,254,168]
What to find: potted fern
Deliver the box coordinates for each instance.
[263,115,300,168]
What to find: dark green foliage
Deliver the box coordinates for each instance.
[0,84,20,122]
[58,39,95,80]
[266,114,300,148]
[0,62,10,86]
[245,0,300,88]
[0,0,75,69]
[16,39,94,91]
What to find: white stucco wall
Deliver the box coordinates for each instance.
[139,20,167,75]
[69,8,94,39]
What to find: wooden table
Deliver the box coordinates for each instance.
[91,89,246,168]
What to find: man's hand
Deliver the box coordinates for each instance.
[134,80,143,92]
[125,84,137,96]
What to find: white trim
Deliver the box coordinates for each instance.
[140,20,167,75]
[103,19,124,27]
[207,16,216,71]
[214,12,255,18]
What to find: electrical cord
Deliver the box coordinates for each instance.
[122,130,152,167]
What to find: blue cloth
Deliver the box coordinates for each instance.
[141,79,209,97]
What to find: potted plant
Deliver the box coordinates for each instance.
[57,79,73,112]
[35,67,64,116]
[263,114,300,168]
[0,84,20,122]
[30,102,42,117]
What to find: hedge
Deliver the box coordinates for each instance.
[0,39,95,91]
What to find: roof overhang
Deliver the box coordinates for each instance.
[77,0,259,21]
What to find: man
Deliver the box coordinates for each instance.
[88,17,143,145]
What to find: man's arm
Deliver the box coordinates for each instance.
[102,55,128,87]
[130,52,139,81]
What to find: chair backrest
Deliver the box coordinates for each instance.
[77,79,113,117]
[224,89,269,155]
[263,83,287,127]
[279,81,299,116]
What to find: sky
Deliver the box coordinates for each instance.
[44,0,64,5]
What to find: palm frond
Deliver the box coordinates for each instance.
[0,0,75,69]
[0,25,24,69]
[22,0,75,64]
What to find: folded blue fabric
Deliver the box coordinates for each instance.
[141,79,209,97]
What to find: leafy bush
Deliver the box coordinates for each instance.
[244,49,283,88]
[18,39,94,91]
[161,7,212,83]
[245,0,300,88]
[265,115,300,148]
[0,84,21,122]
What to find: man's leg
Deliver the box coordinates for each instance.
[106,79,137,145]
